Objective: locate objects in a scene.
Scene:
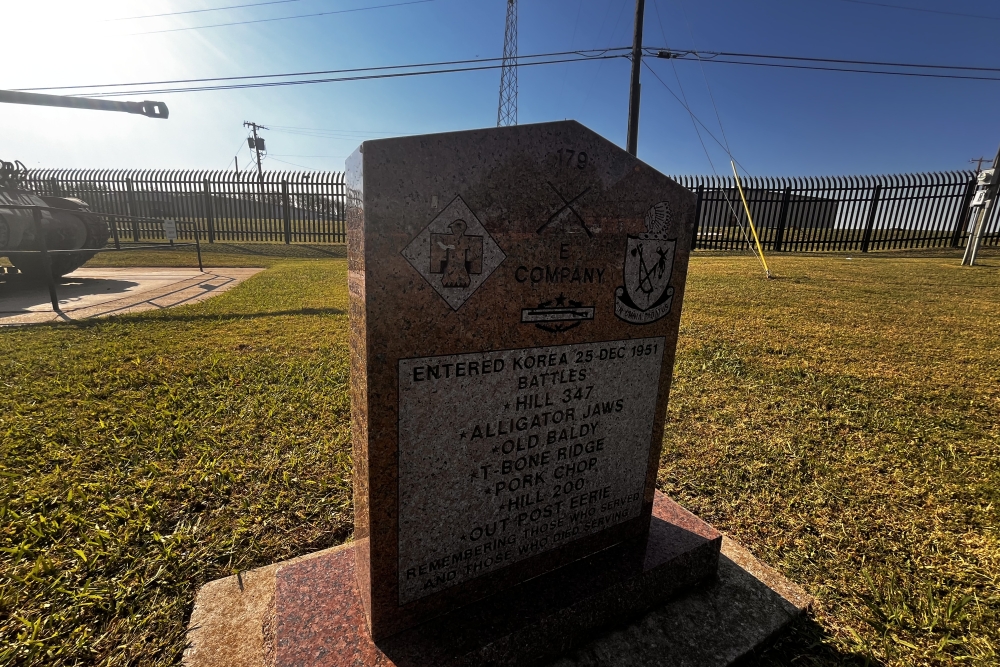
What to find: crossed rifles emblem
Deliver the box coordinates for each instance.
[537,183,593,238]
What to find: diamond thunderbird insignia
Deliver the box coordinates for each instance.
[401,195,506,310]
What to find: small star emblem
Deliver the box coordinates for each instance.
[460,432,467,439]
[555,293,567,306]
[504,402,510,411]
[492,445,499,454]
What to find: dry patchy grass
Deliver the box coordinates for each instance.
[666,251,999,665]
[1,258,352,666]
[1,248,998,666]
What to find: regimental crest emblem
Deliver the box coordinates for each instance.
[614,201,677,324]
[401,195,506,310]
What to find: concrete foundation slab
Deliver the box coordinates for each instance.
[0,267,263,326]
[551,537,813,667]
[184,495,810,667]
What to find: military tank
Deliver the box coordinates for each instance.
[0,90,167,280]
[0,159,110,279]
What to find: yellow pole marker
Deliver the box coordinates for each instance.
[731,160,771,279]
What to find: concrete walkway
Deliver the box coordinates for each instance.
[0,267,263,326]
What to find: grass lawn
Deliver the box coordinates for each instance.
[1,247,997,666]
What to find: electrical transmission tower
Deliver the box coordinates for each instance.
[497,0,517,127]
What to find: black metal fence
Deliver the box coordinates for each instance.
[674,171,999,252]
[22,168,999,251]
[25,169,345,244]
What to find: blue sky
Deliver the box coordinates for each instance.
[4,0,1000,176]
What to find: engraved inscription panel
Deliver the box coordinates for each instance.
[397,337,665,604]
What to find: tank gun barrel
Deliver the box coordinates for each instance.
[0,90,168,119]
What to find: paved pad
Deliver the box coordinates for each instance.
[0,267,263,326]
[184,535,811,667]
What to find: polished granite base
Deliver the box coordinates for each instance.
[184,494,808,667]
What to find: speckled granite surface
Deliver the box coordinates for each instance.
[270,491,718,667]
[185,492,811,667]
[347,120,698,640]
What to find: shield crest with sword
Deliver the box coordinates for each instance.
[614,201,677,324]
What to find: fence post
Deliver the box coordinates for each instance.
[109,214,121,250]
[951,176,976,248]
[192,221,204,272]
[126,177,140,242]
[50,178,61,197]
[202,179,216,243]
[691,184,703,250]
[860,184,882,253]
[774,185,792,252]
[32,208,60,312]
[282,180,291,244]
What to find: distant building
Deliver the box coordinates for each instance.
[699,189,839,231]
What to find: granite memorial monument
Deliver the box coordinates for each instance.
[184,121,809,667]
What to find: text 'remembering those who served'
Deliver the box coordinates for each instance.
[397,338,665,603]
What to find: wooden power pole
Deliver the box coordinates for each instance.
[626,0,646,156]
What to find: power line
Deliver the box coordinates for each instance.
[109,0,311,21]
[59,53,631,98]
[641,61,750,175]
[224,134,250,170]
[268,156,344,169]
[646,2,755,259]
[644,57,766,271]
[24,48,1000,95]
[650,3,722,177]
[268,131,396,141]
[19,49,627,93]
[671,2,735,159]
[557,0,585,101]
[828,0,1000,22]
[28,46,994,96]
[655,49,1000,74]
[267,124,400,133]
[24,42,1000,107]
[267,128,400,139]
[580,0,632,110]
[671,56,1000,82]
[648,1,716,171]
[130,0,436,35]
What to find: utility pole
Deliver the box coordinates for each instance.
[971,156,988,172]
[244,120,268,194]
[497,0,518,127]
[626,0,646,156]
[962,141,1000,266]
